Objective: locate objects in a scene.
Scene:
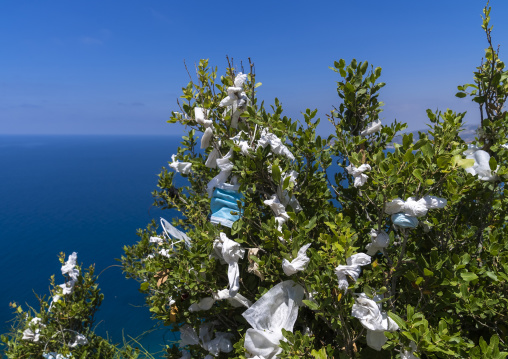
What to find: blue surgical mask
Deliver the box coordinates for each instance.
[391,213,418,229]
[210,188,243,228]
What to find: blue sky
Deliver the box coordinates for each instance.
[1,1,507,135]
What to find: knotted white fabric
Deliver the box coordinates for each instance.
[257,129,295,161]
[201,127,214,149]
[264,194,290,231]
[43,353,71,359]
[207,150,235,197]
[335,253,371,291]
[464,146,499,181]
[53,252,80,304]
[219,73,249,129]
[195,107,213,128]
[149,236,163,244]
[169,154,192,175]
[22,317,45,342]
[360,119,382,136]
[366,229,390,256]
[384,196,447,218]
[69,332,88,347]
[180,350,191,359]
[345,164,371,187]
[189,289,252,312]
[401,341,418,359]
[242,280,304,359]
[179,324,200,347]
[211,233,245,296]
[161,217,192,248]
[351,293,399,351]
[277,170,302,211]
[179,323,234,356]
[282,243,311,276]
[231,132,251,156]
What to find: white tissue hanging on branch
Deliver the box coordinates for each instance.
[169,154,192,175]
[194,107,213,128]
[360,119,382,136]
[219,73,249,129]
[335,253,371,291]
[282,243,311,276]
[346,164,371,187]
[212,233,245,296]
[463,145,499,182]
[351,293,399,351]
[242,280,304,359]
[257,129,295,161]
[366,229,390,256]
[384,195,447,218]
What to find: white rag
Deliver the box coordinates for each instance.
[335,253,371,291]
[351,293,399,351]
[219,73,249,129]
[169,154,192,175]
[282,243,311,276]
[201,127,213,149]
[242,280,304,359]
[188,289,252,312]
[360,119,382,136]
[366,229,390,256]
[464,146,499,181]
[384,196,447,217]
[212,233,245,296]
[277,170,302,211]
[257,128,295,161]
[207,150,234,197]
[345,164,371,187]
[195,107,213,128]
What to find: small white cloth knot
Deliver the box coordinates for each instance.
[346,164,371,187]
[335,253,371,291]
[282,243,311,276]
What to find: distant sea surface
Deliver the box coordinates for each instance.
[0,135,184,356]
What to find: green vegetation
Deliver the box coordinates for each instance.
[3,3,507,358]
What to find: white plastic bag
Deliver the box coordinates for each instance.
[242,280,304,358]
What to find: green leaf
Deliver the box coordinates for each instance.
[421,143,434,158]
[272,164,281,184]
[413,169,423,182]
[424,268,434,277]
[302,300,319,310]
[485,271,498,281]
[140,282,149,291]
[489,156,498,171]
[460,272,478,282]
[388,311,406,329]
[455,92,467,98]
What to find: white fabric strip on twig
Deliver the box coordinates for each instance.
[282,243,311,276]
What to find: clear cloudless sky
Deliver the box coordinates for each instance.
[1,0,507,135]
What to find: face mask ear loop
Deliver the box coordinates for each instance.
[160,218,184,250]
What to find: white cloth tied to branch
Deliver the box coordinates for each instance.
[263,194,290,240]
[464,145,499,181]
[351,293,399,351]
[207,150,236,197]
[169,154,192,175]
[242,280,304,359]
[360,119,382,137]
[201,127,214,149]
[277,170,302,211]
[219,73,249,129]
[257,129,295,161]
[211,233,245,296]
[179,323,234,356]
[161,217,192,248]
[282,243,311,276]
[335,253,371,291]
[52,252,80,304]
[346,164,371,187]
[195,107,213,128]
[401,341,418,359]
[43,353,71,359]
[366,229,390,256]
[384,195,447,217]
[231,132,252,156]
[189,289,252,312]
[22,317,45,342]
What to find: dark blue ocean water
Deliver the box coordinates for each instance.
[0,135,184,355]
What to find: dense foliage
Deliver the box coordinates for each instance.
[3,3,507,359]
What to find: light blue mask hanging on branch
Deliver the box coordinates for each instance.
[210,188,244,228]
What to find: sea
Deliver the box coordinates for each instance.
[0,135,185,356]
